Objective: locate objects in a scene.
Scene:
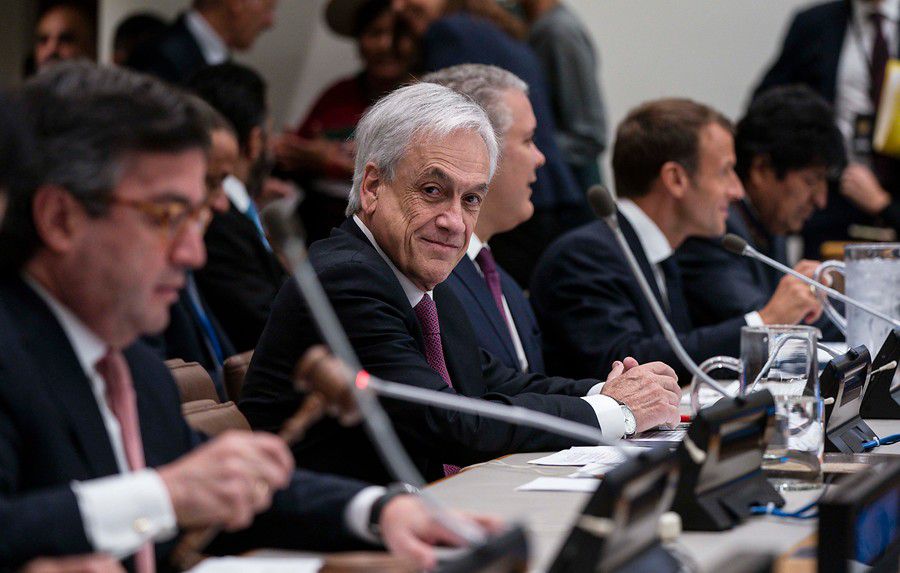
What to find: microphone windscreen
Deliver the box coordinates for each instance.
[721,233,749,255]
[587,184,616,219]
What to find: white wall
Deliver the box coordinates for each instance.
[98,0,818,136]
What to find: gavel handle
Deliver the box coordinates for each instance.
[170,389,329,568]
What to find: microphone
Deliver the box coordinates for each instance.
[721,234,900,330]
[586,185,734,399]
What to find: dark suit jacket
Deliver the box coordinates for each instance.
[195,204,287,353]
[530,215,744,384]
[143,280,237,382]
[444,255,545,374]
[126,14,207,85]
[0,277,370,571]
[240,219,601,484]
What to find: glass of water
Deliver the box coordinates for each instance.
[740,325,823,491]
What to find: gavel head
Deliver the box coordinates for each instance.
[293,345,362,426]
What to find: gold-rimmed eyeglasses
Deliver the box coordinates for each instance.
[86,195,213,242]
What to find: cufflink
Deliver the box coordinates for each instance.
[133,517,152,534]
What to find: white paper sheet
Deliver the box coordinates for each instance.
[527,445,648,466]
[187,557,323,573]
[515,477,601,493]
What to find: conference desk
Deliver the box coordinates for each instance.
[426,419,900,572]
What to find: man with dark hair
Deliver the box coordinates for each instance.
[112,12,167,66]
[0,62,490,571]
[677,85,846,330]
[32,3,96,72]
[187,63,287,353]
[531,98,779,383]
[127,0,276,84]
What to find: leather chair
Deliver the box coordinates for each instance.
[167,360,220,403]
[223,350,253,402]
[182,399,251,435]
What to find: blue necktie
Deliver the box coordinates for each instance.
[244,201,273,252]
[185,274,226,399]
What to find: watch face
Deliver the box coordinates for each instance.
[622,405,637,435]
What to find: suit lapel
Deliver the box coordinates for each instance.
[451,258,517,362]
[4,279,119,478]
[434,285,486,397]
[618,213,667,309]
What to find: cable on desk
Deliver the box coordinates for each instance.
[862,433,900,451]
[750,473,837,520]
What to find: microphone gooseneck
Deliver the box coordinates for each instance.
[588,186,734,399]
[721,233,900,330]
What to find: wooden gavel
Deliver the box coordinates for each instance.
[171,345,362,570]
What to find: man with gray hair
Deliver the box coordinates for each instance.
[425,64,549,375]
[242,81,680,485]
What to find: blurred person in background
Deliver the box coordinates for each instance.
[128,0,277,84]
[112,12,166,66]
[518,0,608,191]
[755,0,900,256]
[274,0,418,244]
[32,3,95,73]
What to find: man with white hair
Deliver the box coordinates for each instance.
[241,82,680,485]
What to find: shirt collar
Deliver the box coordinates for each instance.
[222,174,252,213]
[23,273,107,378]
[352,215,433,308]
[616,198,673,265]
[855,0,900,23]
[185,10,230,65]
[466,233,485,262]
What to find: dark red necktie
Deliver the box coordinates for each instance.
[413,294,460,475]
[475,247,511,324]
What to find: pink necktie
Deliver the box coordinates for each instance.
[412,295,460,475]
[96,351,155,573]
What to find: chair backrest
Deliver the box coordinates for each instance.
[223,350,254,402]
[182,400,251,435]
[168,360,220,403]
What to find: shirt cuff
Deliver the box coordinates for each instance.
[581,394,626,439]
[744,311,764,327]
[71,469,177,558]
[343,485,386,544]
[586,381,605,396]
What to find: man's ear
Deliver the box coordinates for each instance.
[31,185,86,255]
[359,163,382,216]
[246,126,264,163]
[748,154,775,190]
[659,160,690,200]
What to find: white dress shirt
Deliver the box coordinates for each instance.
[617,199,762,326]
[354,217,628,438]
[466,235,529,372]
[23,275,384,551]
[184,10,229,66]
[835,0,900,162]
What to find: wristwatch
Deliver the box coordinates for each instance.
[368,482,420,537]
[620,404,637,437]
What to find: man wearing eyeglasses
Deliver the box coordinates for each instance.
[0,62,497,571]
